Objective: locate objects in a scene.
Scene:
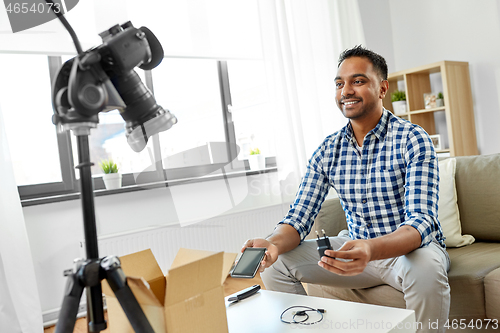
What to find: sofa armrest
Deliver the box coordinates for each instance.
[305,197,347,240]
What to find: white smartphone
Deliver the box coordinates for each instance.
[230,248,267,279]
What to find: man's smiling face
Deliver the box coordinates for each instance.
[335,56,387,120]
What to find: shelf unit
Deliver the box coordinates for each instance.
[383,61,478,156]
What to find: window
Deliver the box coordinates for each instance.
[1,54,277,203]
[227,60,275,161]
[153,59,227,169]
[70,109,156,177]
[0,54,63,186]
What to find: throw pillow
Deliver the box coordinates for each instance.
[438,158,475,247]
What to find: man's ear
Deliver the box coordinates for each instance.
[379,80,389,99]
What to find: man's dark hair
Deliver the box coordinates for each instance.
[338,45,388,81]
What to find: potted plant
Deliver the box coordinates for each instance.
[436,92,444,107]
[99,159,122,190]
[391,90,407,115]
[248,148,265,170]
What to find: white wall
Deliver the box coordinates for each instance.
[360,0,500,155]
[23,200,84,318]
[387,0,500,155]
[358,0,396,73]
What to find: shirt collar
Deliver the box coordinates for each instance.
[343,108,391,143]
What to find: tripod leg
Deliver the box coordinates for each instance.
[101,256,155,333]
[55,271,85,333]
[86,284,107,332]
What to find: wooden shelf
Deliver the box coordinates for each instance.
[410,106,446,114]
[384,61,478,157]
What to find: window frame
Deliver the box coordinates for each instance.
[17,56,78,200]
[15,56,274,205]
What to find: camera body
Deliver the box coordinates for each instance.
[52,21,176,151]
[98,22,153,74]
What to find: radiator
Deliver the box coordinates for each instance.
[83,204,284,273]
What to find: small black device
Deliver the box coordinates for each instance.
[227,284,261,303]
[316,229,333,259]
[230,248,267,278]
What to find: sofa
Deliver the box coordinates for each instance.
[306,153,500,327]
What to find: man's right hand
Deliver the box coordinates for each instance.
[241,238,279,273]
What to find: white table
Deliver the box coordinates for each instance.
[226,290,416,332]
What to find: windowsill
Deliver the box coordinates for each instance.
[21,167,278,207]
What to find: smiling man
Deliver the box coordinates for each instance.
[242,45,450,333]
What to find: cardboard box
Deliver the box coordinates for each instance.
[102,248,237,333]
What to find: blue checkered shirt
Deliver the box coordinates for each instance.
[280,109,445,248]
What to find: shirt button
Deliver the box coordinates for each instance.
[362,199,367,204]
[367,223,372,227]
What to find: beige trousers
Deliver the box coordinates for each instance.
[261,235,450,333]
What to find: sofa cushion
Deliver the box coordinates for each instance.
[485,267,500,320]
[438,158,475,247]
[455,154,500,241]
[307,197,347,240]
[446,243,500,320]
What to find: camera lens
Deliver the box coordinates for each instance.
[109,69,177,152]
[110,70,160,126]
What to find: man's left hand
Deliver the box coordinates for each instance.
[318,239,373,276]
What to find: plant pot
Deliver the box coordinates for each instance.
[248,154,265,170]
[392,101,407,115]
[436,98,444,107]
[103,173,122,190]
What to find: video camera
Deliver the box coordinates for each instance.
[51,21,177,152]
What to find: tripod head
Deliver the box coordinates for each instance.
[51,21,177,151]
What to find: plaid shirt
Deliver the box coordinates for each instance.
[280,109,445,248]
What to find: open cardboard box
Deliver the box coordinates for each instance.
[102,248,237,333]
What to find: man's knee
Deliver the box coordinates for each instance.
[399,245,449,293]
[259,264,274,287]
[260,252,296,286]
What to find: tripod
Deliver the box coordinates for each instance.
[54,127,154,333]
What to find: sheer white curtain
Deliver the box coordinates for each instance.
[257,0,366,203]
[0,108,43,332]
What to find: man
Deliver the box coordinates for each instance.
[242,45,450,333]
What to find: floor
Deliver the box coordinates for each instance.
[43,273,264,333]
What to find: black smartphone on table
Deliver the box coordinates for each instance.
[230,248,267,278]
